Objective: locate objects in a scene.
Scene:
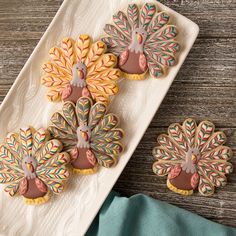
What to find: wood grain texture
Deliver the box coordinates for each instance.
[0,0,235,228]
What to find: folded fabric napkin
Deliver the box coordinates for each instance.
[86,191,236,236]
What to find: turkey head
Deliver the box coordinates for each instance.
[22,155,38,180]
[62,62,91,103]
[119,27,148,75]
[71,62,87,88]
[76,123,91,149]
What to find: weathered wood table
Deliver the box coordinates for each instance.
[0,0,235,228]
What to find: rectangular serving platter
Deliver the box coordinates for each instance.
[0,0,199,235]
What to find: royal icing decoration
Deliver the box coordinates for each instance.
[152,119,233,196]
[101,3,180,80]
[48,97,124,174]
[42,35,120,104]
[0,127,70,204]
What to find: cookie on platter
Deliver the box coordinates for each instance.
[101,3,180,80]
[42,35,120,104]
[48,97,124,174]
[0,127,70,204]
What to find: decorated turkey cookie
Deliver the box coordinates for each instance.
[41,35,120,104]
[101,3,180,80]
[48,97,124,174]
[0,127,70,204]
[152,119,233,196]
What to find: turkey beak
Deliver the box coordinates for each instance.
[136,33,143,44]
[77,70,84,80]
[26,163,34,173]
[81,131,88,142]
[191,154,197,164]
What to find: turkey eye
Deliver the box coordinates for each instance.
[25,162,27,164]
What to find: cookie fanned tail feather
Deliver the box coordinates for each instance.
[140,3,156,30]
[147,11,170,34]
[113,11,132,39]
[127,4,139,30]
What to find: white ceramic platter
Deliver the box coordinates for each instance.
[0,0,199,235]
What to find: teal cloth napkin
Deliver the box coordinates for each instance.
[86,191,236,236]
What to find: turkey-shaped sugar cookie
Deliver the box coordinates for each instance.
[0,127,70,204]
[48,97,124,174]
[42,35,120,104]
[153,119,233,196]
[101,3,180,80]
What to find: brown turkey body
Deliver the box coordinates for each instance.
[71,148,94,170]
[23,179,47,199]
[169,169,195,191]
[63,85,91,103]
[119,51,144,74]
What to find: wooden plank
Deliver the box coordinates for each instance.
[0,0,235,39]
[154,85,236,127]
[158,0,236,38]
